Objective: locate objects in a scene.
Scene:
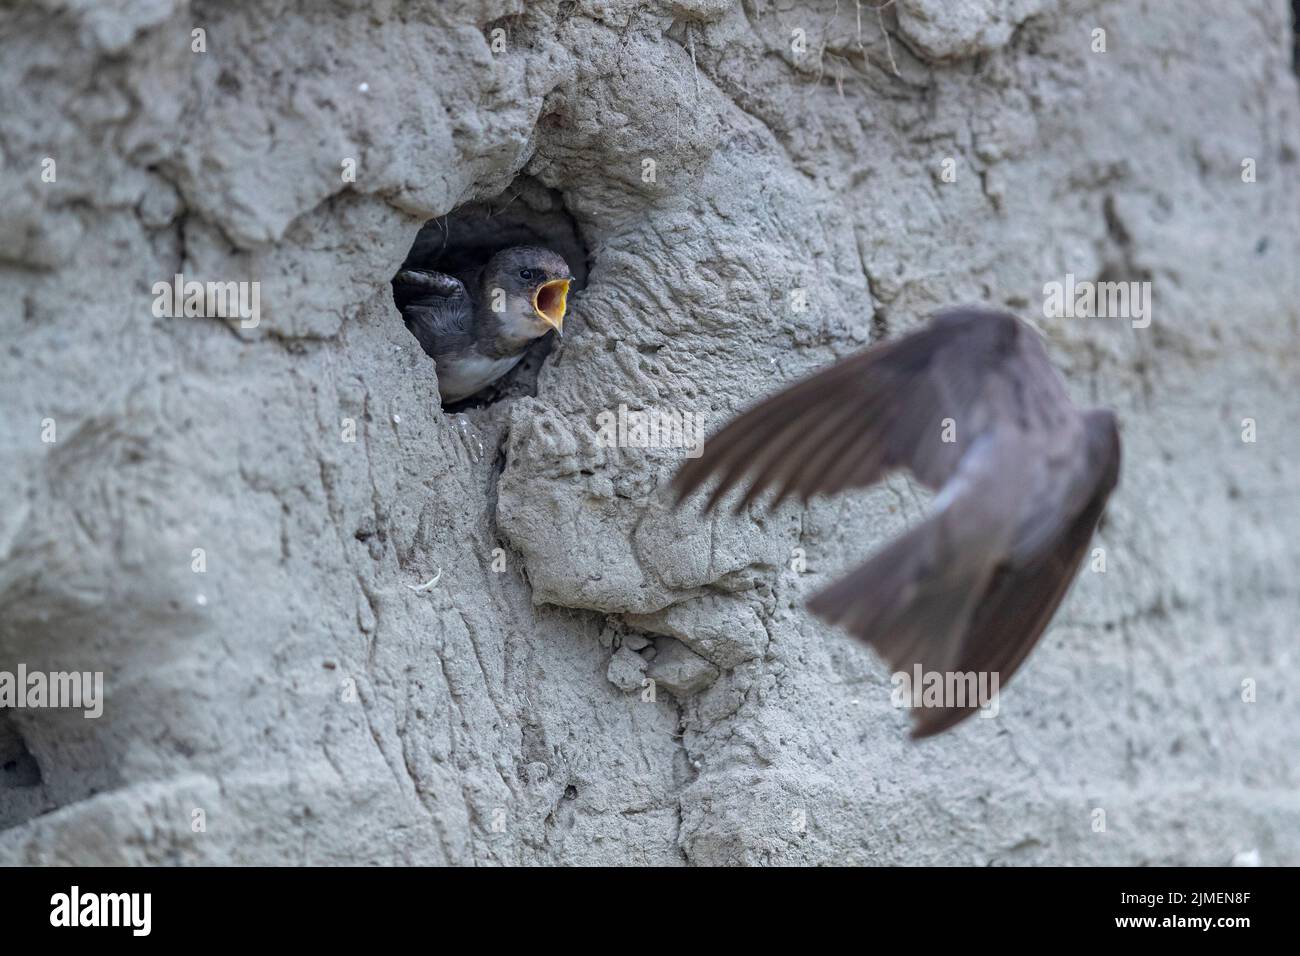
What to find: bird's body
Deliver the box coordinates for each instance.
[393,246,573,403]
[674,308,1120,737]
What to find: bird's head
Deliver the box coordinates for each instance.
[483,246,574,341]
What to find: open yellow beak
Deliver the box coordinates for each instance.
[532,278,570,334]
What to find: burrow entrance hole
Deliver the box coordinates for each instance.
[0,711,45,831]
[393,177,590,412]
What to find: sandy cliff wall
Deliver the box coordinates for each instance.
[1,0,1297,864]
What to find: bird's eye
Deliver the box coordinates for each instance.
[519,269,534,281]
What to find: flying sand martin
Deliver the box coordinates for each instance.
[674,308,1121,737]
[393,245,573,403]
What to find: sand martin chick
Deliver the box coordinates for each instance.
[394,245,573,403]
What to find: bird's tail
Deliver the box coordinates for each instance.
[807,501,1006,736]
[810,515,984,664]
